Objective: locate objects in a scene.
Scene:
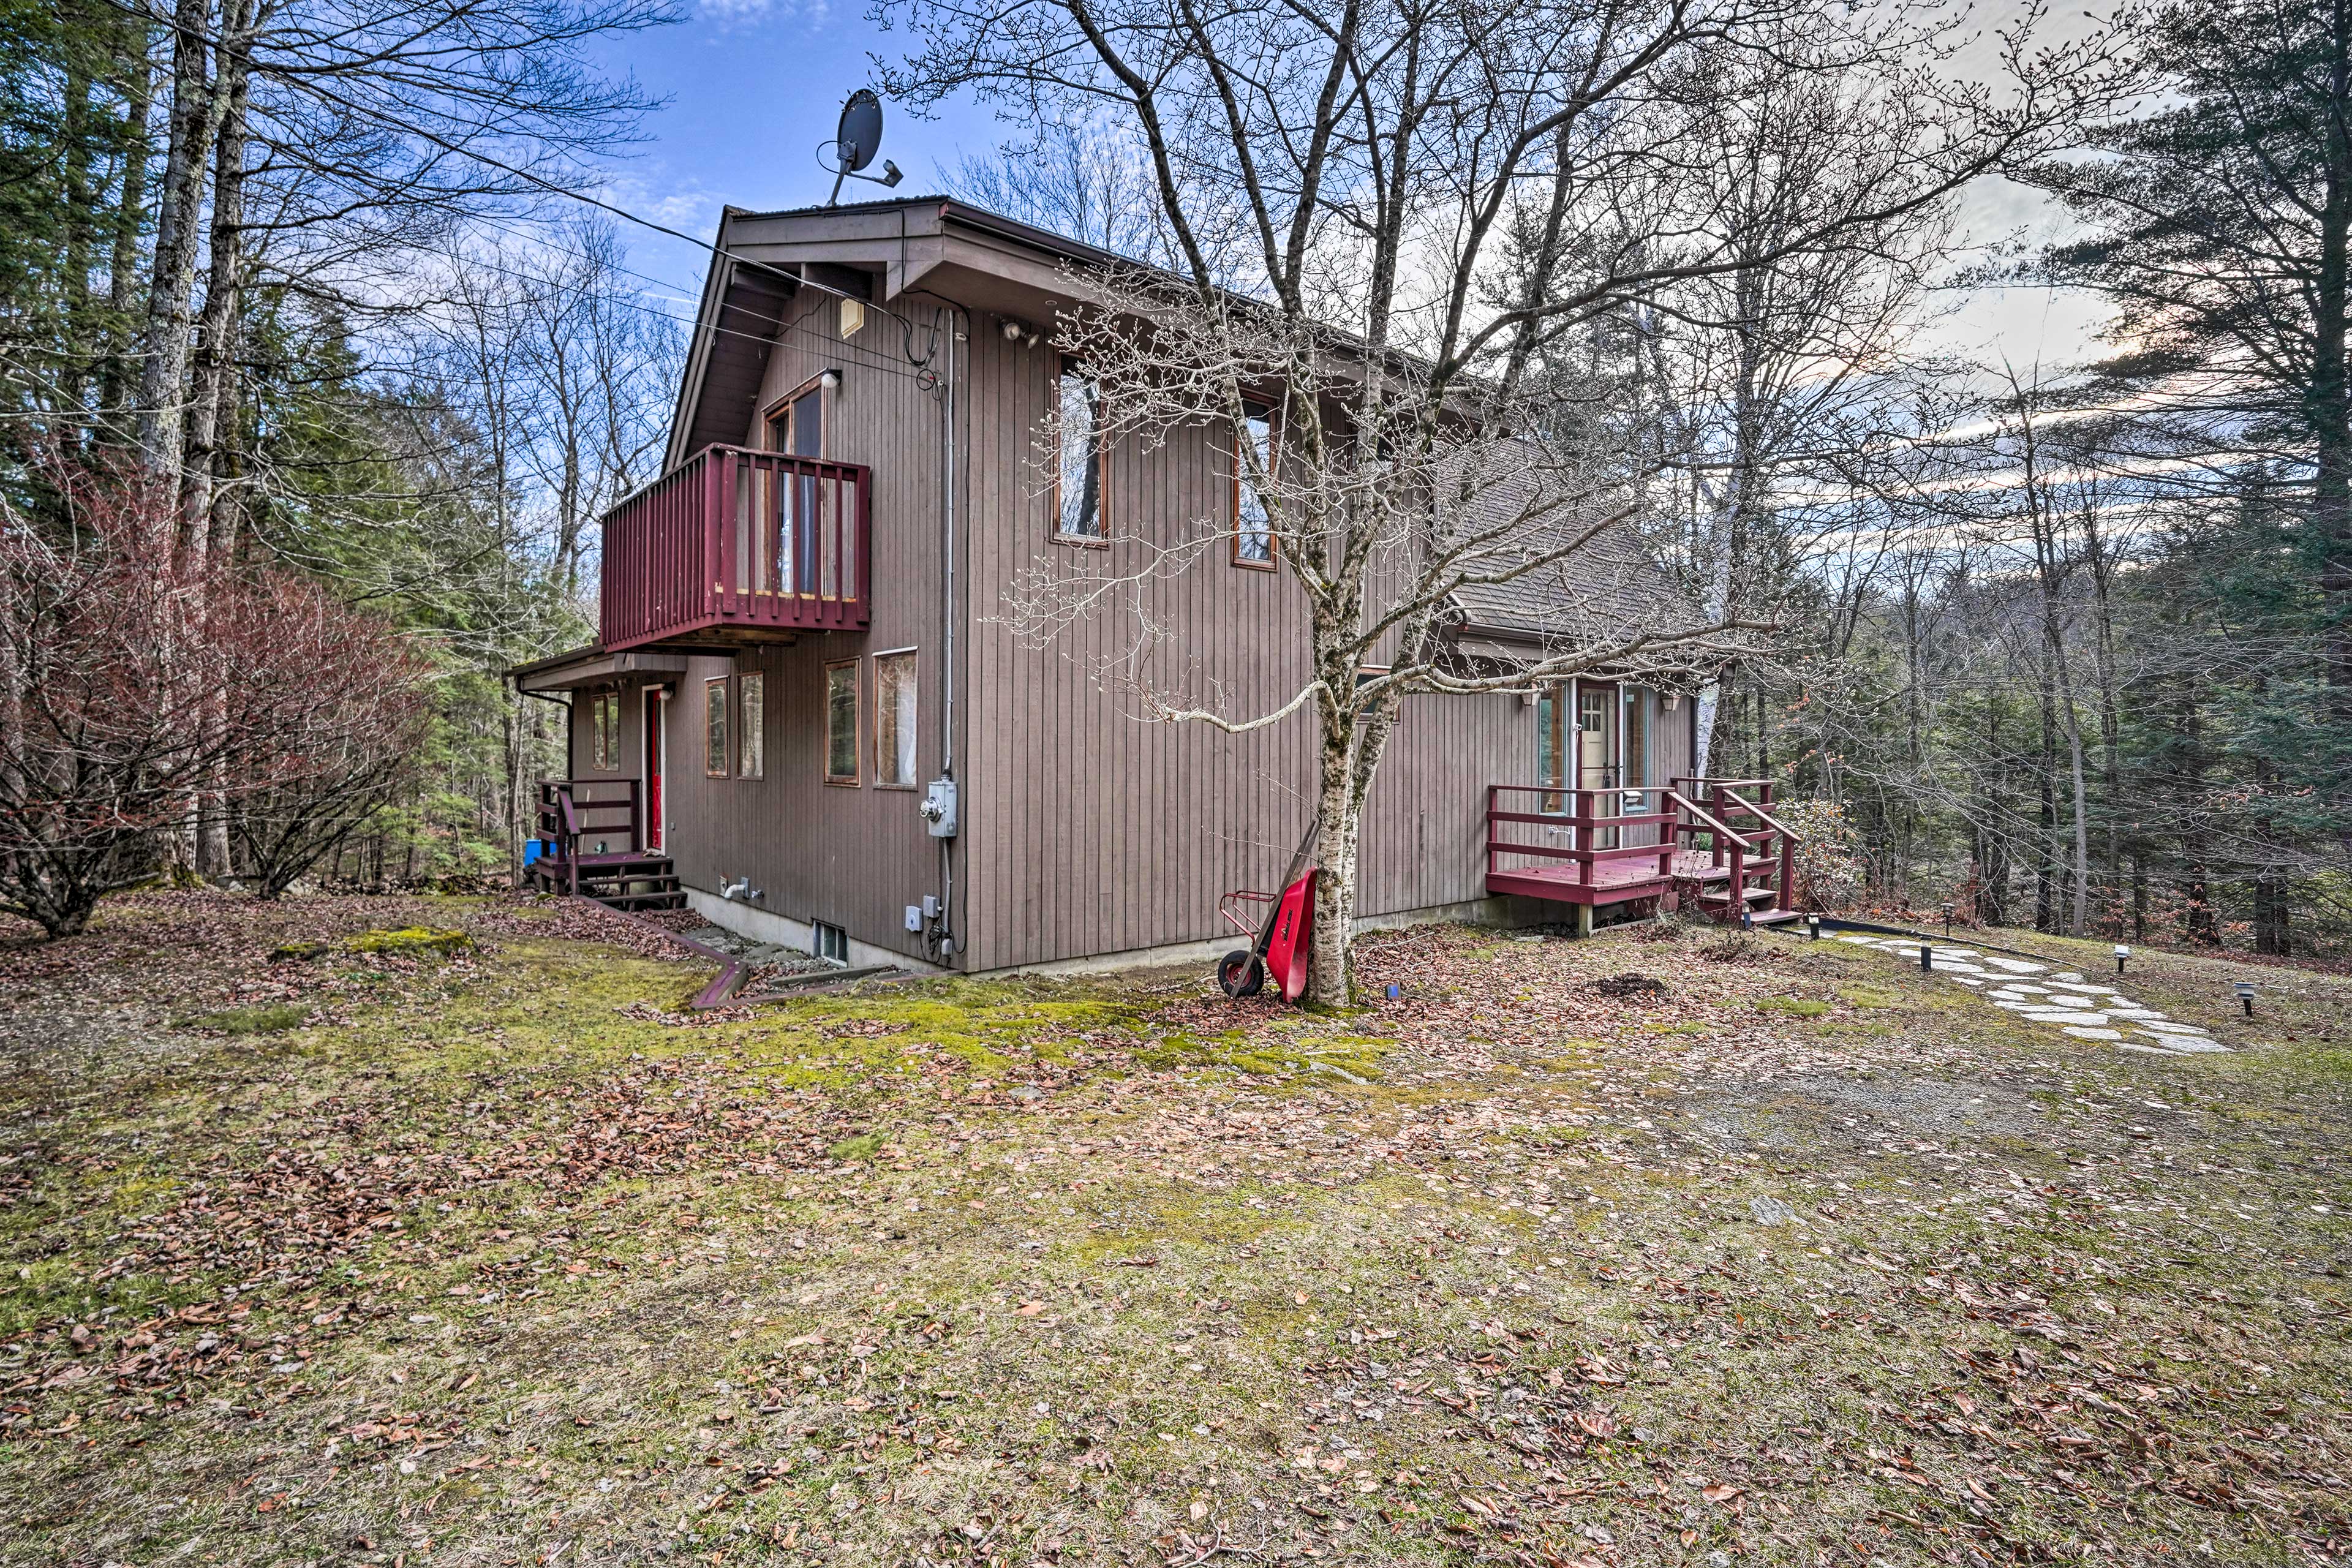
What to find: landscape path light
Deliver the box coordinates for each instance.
[2234,980,2255,1017]
[2115,943,2130,974]
[1919,941,1933,973]
[1941,901,1954,939]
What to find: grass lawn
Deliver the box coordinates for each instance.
[2,892,2347,1567]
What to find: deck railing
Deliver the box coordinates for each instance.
[535,778,643,894]
[1484,778,1807,919]
[1672,776,1801,917]
[1486,785,1683,888]
[600,444,872,650]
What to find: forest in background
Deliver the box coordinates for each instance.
[1691,0,2351,954]
[0,0,679,918]
[1,0,2345,956]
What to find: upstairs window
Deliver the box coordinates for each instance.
[1234,403,1275,567]
[873,650,918,788]
[704,677,729,777]
[825,660,861,784]
[738,671,765,780]
[1055,356,1106,541]
[589,689,621,771]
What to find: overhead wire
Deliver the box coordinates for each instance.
[91,0,950,380]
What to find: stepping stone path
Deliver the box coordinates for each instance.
[1828,933,2232,1056]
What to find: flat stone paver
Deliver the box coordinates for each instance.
[1823,931,2232,1057]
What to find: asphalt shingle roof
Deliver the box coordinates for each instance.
[1442,456,1708,655]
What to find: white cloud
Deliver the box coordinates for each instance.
[695,0,826,26]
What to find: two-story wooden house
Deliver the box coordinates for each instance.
[511,196,1798,976]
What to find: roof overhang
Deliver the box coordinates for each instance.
[508,647,693,693]
[658,198,1423,477]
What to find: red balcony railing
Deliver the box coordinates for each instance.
[600,444,872,651]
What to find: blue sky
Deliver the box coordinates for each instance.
[579,2,2103,366]
[582,4,1000,309]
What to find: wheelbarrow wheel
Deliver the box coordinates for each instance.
[1217,949,1265,998]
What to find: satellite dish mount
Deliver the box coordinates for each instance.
[824,89,903,205]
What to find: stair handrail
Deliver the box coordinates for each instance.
[1716,787,1799,845]
[1660,786,1754,851]
[1717,786,1801,912]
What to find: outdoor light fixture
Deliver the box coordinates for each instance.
[2114,943,2130,974]
[2234,979,2255,1016]
[1919,941,1933,973]
[820,368,842,391]
[1806,913,1822,941]
[1940,901,1955,939]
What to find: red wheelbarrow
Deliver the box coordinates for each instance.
[1215,818,1319,1001]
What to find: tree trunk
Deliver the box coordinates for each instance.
[134,0,229,491]
[179,26,249,560]
[2316,0,2352,721]
[102,43,157,428]
[180,20,250,880]
[2252,872,2291,954]
[61,56,95,428]
[2034,668,2059,934]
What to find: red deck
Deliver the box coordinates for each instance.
[1485,849,1725,905]
[600,443,872,652]
[1484,780,1801,922]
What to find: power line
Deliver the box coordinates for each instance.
[96,0,946,372]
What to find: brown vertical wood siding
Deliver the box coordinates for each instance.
[956,315,1536,971]
[649,287,966,966]
[627,230,1691,971]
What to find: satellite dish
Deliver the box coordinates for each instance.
[824,89,902,203]
[836,89,883,173]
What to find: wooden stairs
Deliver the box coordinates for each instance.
[526,777,687,912]
[1485,775,1806,927]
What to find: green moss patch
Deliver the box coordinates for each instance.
[1755,995,1832,1018]
[182,1001,307,1035]
[345,925,475,958]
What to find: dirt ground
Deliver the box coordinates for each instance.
[1,891,2346,1568]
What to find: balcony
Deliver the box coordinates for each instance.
[600,443,872,652]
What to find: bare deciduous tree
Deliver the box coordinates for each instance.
[883,0,2125,998]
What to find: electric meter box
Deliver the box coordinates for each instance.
[920,777,959,838]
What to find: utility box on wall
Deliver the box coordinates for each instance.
[920,777,958,838]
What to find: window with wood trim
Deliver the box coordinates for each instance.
[738,671,765,779]
[1536,684,1567,813]
[1054,356,1106,541]
[824,660,861,785]
[704,677,729,778]
[1621,686,1648,788]
[873,651,918,788]
[1233,403,1275,567]
[589,689,620,771]
[765,380,824,458]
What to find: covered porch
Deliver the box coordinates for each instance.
[522,777,685,911]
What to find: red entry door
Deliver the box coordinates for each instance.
[643,690,665,851]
